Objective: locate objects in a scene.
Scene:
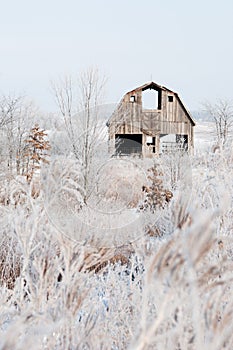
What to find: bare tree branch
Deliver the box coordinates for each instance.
[51,68,107,203]
[202,99,233,146]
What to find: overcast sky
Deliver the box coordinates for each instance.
[0,0,233,112]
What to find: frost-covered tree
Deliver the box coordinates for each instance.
[203,99,233,146]
[51,67,107,203]
[0,95,22,175]
[0,95,37,177]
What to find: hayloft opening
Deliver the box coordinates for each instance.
[142,87,161,110]
[115,134,142,155]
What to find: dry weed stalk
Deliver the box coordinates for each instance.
[130,209,233,350]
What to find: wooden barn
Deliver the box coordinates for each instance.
[107,81,195,156]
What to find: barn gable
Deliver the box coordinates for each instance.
[108,81,195,156]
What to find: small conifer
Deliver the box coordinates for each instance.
[23,124,50,183]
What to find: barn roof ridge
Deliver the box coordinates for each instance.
[127,81,172,94]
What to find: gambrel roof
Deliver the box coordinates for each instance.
[126,81,195,126]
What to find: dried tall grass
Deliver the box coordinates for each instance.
[0,149,233,349]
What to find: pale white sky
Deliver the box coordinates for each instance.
[0,0,233,112]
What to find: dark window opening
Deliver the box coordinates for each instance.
[142,88,161,110]
[115,134,142,155]
[152,137,156,153]
[168,96,173,102]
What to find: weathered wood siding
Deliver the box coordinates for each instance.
[108,82,194,154]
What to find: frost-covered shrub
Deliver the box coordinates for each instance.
[140,164,173,212]
[0,228,22,289]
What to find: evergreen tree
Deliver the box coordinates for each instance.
[23,124,50,183]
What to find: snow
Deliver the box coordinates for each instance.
[194,121,216,151]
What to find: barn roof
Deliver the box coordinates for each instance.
[174,93,195,126]
[126,81,195,126]
[128,81,171,93]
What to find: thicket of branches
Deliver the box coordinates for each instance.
[203,99,233,147]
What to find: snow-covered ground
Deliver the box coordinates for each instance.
[194,121,216,152]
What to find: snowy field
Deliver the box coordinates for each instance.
[1,119,233,350]
[194,121,216,152]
